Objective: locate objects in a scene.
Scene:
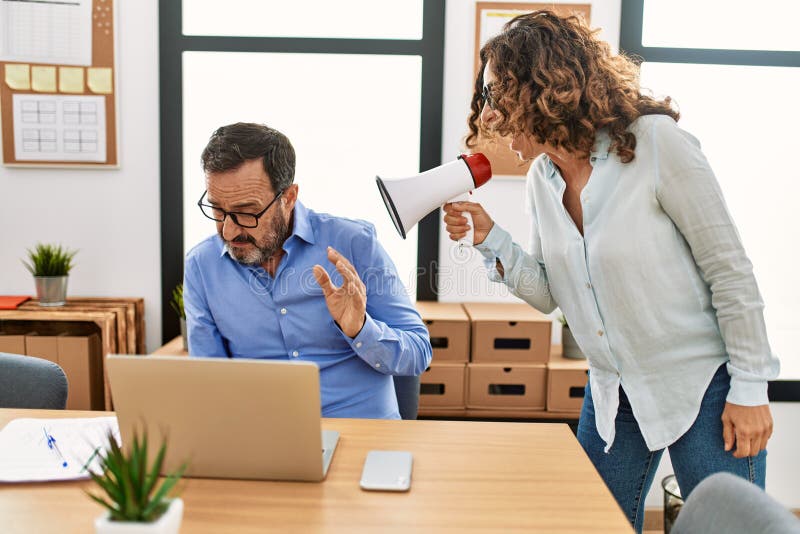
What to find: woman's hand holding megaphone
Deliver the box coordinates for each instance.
[443,201,495,246]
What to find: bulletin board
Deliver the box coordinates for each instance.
[0,0,118,167]
[473,2,591,177]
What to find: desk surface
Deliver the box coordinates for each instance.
[0,409,632,533]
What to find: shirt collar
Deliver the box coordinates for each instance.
[590,129,611,161]
[290,201,316,245]
[216,200,316,258]
[545,128,611,182]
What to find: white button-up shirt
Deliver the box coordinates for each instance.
[475,114,779,451]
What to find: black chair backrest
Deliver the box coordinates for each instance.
[393,375,420,420]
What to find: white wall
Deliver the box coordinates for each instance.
[441,0,799,511]
[0,0,161,352]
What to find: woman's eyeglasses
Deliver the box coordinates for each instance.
[481,84,496,110]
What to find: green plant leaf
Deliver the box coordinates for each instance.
[138,432,149,507]
[22,243,78,276]
[88,428,184,523]
[86,490,118,514]
[89,470,123,504]
[141,474,181,518]
[142,439,167,501]
[170,283,185,319]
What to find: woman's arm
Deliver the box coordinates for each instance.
[443,190,557,314]
[652,117,779,457]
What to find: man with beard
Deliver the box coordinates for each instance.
[183,123,432,419]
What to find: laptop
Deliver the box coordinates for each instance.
[105,355,339,482]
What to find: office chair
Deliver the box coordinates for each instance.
[393,375,420,420]
[671,472,800,534]
[0,352,68,409]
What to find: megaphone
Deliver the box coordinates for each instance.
[376,153,492,241]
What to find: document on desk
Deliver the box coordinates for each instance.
[0,416,119,483]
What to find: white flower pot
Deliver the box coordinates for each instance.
[94,498,183,534]
[562,327,585,359]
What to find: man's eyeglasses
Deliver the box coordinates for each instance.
[481,84,496,110]
[197,190,283,229]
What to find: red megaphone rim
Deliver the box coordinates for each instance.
[459,153,492,188]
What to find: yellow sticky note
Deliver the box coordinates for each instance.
[5,64,30,90]
[59,67,84,93]
[87,67,113,94]
[31,66,57,92]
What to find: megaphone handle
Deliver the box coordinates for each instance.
[449,192,474,248]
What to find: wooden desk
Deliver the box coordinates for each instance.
[151,335,186,356]
[0,409,632,533]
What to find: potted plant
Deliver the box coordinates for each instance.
[87,429,186,534]
[170,283,187,350]
[22,243,78,307]
[559,314,585,359]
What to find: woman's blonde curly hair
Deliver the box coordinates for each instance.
[465,10,678,163]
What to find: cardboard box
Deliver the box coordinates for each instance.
[547,350,589,413]
[466,363,547,410]
[0,334,26,355]
[24,333,103,410]
[57,334,103,410]
[419,362,466,408]
[415,301,470,362]
[25,335,59,364]
[463,303,551,363]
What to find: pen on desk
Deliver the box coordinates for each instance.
[43,428,68,468]
[81,446,102,473]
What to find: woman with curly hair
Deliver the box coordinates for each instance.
[443,11,779,533]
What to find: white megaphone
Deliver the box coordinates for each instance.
[376,153,492,246]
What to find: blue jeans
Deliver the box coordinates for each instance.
[577,364,767,534]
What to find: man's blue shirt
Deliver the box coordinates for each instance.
[184,201,432,419]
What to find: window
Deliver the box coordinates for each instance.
[182,0,424,39]
[642,0,800,51]
[621,0,800,386]
[160,1,445,341]
[182,52,423,294]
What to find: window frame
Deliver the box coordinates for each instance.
[620,0,800,399]
[159,1,445,342]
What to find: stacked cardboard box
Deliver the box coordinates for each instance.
[546,346,589,414]
[24,332,104,411]
[0,332,26,354]
[1,323,104,411]
[415,302,468,411]
[463,303,551,411]
[410,302,594,417]
[416,302,555,413]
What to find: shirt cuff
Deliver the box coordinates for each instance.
[474,223,513,282]
[344,313,389,372]
[726,377,770,406]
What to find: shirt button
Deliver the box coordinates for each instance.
[597,330,604,337]
[375,363,381,368]
[355,342,363,348]
[292,350,299,357]
[590,156,597,162]
[586,282,592,289]
[280,308,287,315]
